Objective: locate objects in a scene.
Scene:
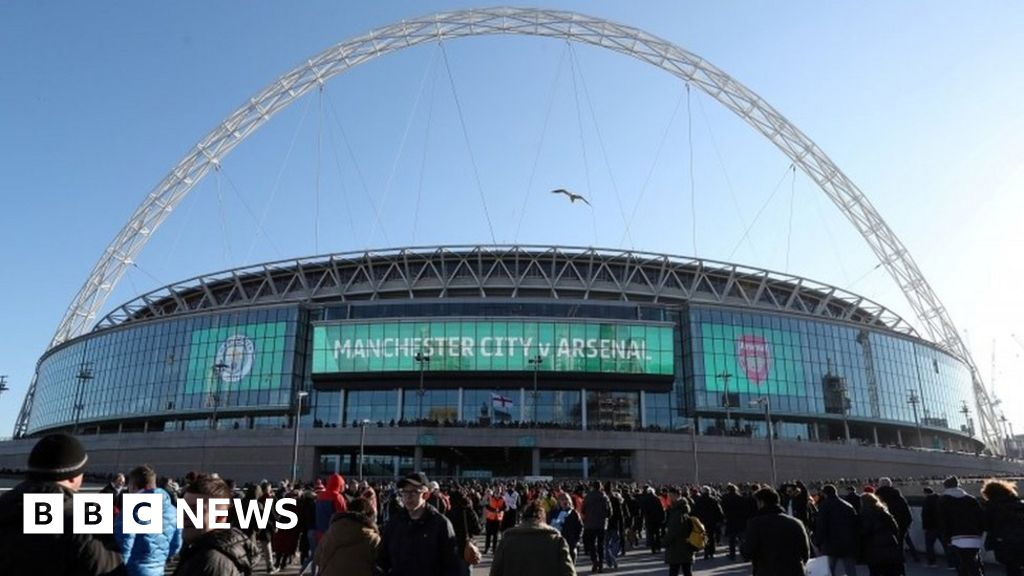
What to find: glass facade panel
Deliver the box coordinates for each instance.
[689,305,975,436]
[30,307,300,434]
[27,297,977,444]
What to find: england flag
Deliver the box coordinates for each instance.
[491,393,515,420]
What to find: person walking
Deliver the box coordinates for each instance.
[551,491,583,563]
[483,488,506,554]
[581,480,612,573]
[875,477,919,563]
[742,487,810,576]
[604,482,626,570]
[489,500,576,576]
[858,493,904,576]
[981,479,1024,576]
[921,487,954,569]
[315,473,348,542]
[315,497,380,576]
[663,487,697,576]
[721,483,755,561]
[446,488,483,576]
[814,484,860,576]
[639,486,666,554]
[115,464,182,576]
[376,472,459,576]
[692,486,724,560]
[0,433,124,576]
[937,476,985,576]
[174,475,256,576]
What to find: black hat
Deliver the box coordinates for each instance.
[28,433,88,481]
[397,472,428,490]
[943,476,960,489]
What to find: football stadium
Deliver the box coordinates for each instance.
[3,245,1019,483]
[2,8,1020,483]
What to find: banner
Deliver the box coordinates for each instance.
[311,320,674,376]
[700,323,804,395]
[185,322,287,394]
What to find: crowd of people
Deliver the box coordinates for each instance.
[1,432,1023,576]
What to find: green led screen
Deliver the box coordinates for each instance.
[185,322,288,394]
[700,323,804,395]
[312,320,674,376]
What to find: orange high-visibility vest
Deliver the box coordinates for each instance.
[485,495,505,522]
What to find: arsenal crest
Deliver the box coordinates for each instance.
[737,334,771,385]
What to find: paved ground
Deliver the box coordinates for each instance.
[229,543,1006,576]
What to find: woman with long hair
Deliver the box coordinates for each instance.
[859,493,904,576]
[981,479,1024,576]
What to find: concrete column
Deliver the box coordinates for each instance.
[414,446,423,472]
[639,391,647,428]
[393,455,400,479]
[582,456,589,480]
[873,426,879,447]
[531,448,541,476]
[897,429,903,447]
[581,389,588,431]
[457,388,464,422]
[812,423,820,442]
[520,389,527,422]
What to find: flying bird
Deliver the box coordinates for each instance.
[551,188,591,206]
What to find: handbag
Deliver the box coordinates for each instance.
[464,539,482,565]
[462,508,482,565]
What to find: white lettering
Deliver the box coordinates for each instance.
[233,498,275,530]
[177,497,203,530]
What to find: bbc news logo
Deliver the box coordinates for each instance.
[23,494,298,534]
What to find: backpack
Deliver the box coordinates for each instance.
[686,515,707,550]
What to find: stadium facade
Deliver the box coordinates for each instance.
[5,245,1019,484]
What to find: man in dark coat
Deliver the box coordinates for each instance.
[174,475,256,576]
[922,486,954,568]
[692,486,724,560]
[742,487,810,576]
[876,477,920,562]
[581,480,612,573]
[639,486,666,553]
[780,482,812,527]
[376,472,459,576]
[721,483,753,561]
[0,433,124,576]
[937,476,985,576]
[841,486,861,512]
[490,501,575,576]
[663,487,697,576]
[814,484,860,576]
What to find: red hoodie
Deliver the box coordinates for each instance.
[314,473,348,539]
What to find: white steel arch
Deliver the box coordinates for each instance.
[21,7,1000,450]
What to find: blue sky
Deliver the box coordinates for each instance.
[1,1,1022,438]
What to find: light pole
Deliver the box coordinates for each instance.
[291,390,309,482]
[415,352,430,421]
[528,354,543,425]
[73,361,94,435]
[717,370,733,432]
[690,417,700,485]
[838,381,851,442]
[907,390,923,447]
[750,396,777,487]
[210,362,228,430]
[358,419,371,481]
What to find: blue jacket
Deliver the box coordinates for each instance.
[115,488,183,576]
